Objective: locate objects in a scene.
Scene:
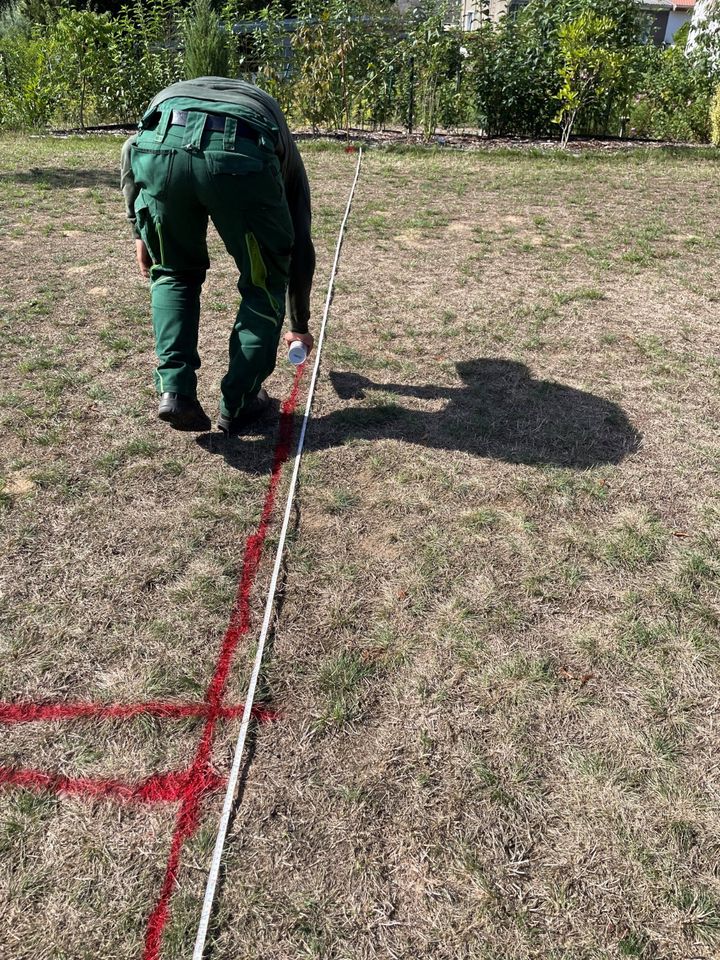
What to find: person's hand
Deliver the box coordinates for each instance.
[284,330,314,353]
[135,238,152,279]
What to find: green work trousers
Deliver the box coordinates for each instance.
[130,102,294,417]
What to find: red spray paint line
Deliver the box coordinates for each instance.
[143,368,305,960]
[0,700,278,725]
[0,766,224,804]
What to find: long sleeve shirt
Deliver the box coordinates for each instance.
[120,77,315,333]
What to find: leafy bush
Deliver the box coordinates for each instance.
[710,84,720,145]
[47,7,116,128]
[401,8,468,137]
[0,0,182,128]
[468,0,644,139]
[233,0,293,115]
[630,41,714,143]
[0,29,57,128]
[0,0,717,144]
[292,0,404,134]
[467,16,559,136]
[554,12,630,146]
[109,0,182,122]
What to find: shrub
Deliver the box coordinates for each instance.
[630,41,714,142]
[0,30,57,128]
[292,0,404,134]
[468,0,645,139]
[402,8,468,138]
[47,6,116,128]
[109,0,182,122]
[711,84,720,145]
[554,12,630,146]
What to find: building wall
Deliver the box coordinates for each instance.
[666,10,693,42]
[461,0,509,31]
[460,0,694,37]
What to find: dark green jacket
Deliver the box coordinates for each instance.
[121,77,315,332]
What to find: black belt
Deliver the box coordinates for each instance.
[170,110,258,141]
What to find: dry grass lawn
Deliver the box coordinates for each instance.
[1,134,719,960]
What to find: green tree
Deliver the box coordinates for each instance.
[553,12,628,146]
[182,0,229,80]
[403,6,467,138]
[110,0,183,121]
[631,39,715,142]
[236,1,292,113]
[468,0,645,139]
[0,10,57,128]
[49,6,116,128]
[293,0,357,133]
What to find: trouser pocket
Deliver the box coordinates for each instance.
[130,143,176,198]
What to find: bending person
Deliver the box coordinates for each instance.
[120,76,315,433]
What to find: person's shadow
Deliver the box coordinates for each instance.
[197,358,641,472]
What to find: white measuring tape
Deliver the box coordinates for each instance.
[192,147,363,960]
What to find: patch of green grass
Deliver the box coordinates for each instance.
[600,516,668,570]
[618,616,672,652]
[214,473,254,502]
[162,459,185,477]
[315,651,374,730]
[326,488,360,514]
[124,438,158,458]
[674,886,720,946]
[404,208,450,230]
[17,356,57,374]
[618,931,650,957]
[462,507,500,530]
[668,819,699,852]
[162,890,202,959]
[173,574,235,616]
[330,344,363,368]
[500,652,556,686]
[99,330,133,352]
[677,551,716,590]
[554,287,605,305]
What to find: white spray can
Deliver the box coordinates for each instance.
[287,339,308,366]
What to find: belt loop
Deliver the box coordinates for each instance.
[223,116,238,151]
[183,111,207,151]
[155,107,172,143]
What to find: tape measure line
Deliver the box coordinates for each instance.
[192,147,364,960]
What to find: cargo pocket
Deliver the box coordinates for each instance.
[133,190,164,267]
[130,144,175,198]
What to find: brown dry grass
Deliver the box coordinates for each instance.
[1,135,720,960]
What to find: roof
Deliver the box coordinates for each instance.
[672,0,695,8]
